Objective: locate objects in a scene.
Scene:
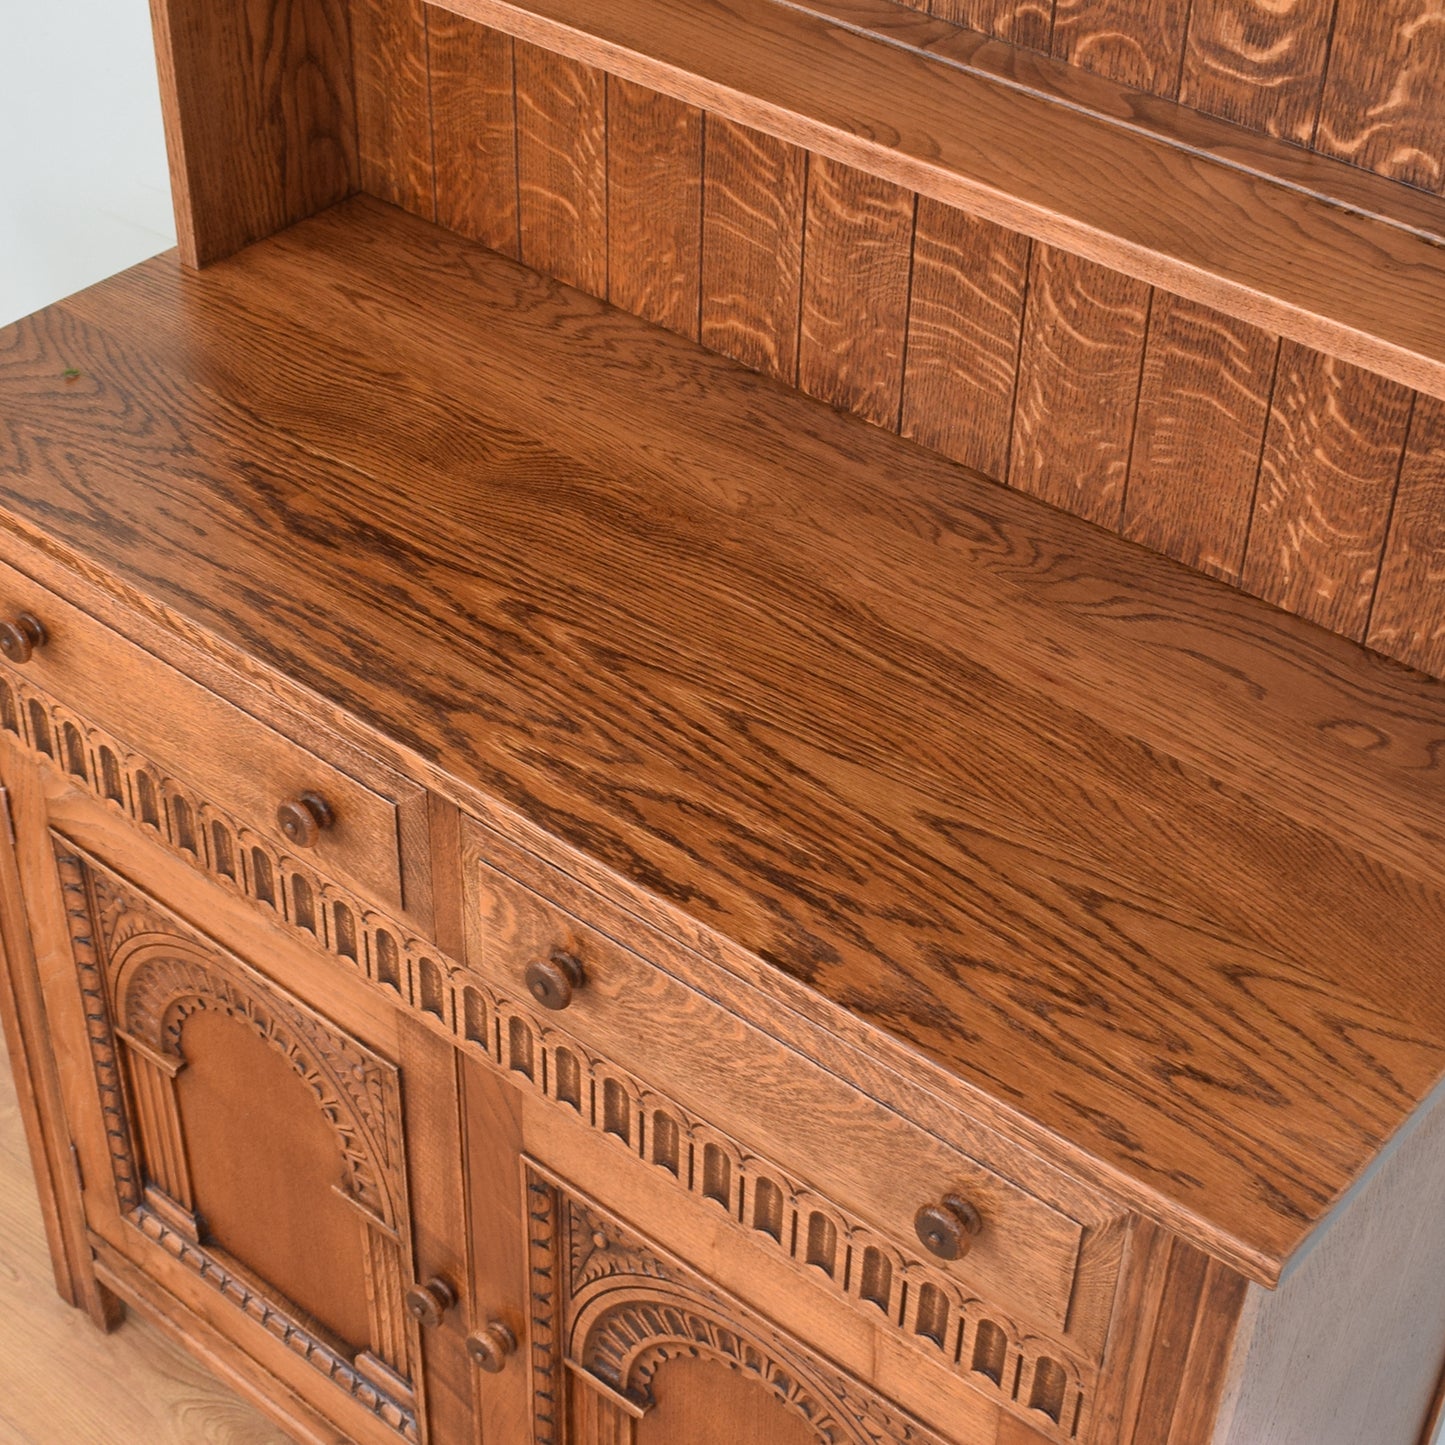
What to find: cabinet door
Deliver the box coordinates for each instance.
[0,741,475,1445]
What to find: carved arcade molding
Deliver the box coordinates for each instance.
[51,839,421,1441]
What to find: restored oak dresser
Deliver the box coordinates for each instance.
[4,2,1445,1443]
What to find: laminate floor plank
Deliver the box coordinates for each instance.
[0,1036,288,1445]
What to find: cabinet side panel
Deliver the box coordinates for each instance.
[148,0,360,266]
[1212,1090,1445,1445]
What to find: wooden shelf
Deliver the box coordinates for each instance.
[445,0,1445,400]
[9,197,1445,1283]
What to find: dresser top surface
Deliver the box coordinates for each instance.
[3,196,1443,1281]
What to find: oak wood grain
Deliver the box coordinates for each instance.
[700,117,807,384]
[1316,0,1445,193]
[1124,293,1278,583]
[1010,245,1150,529]
[902,199,1029,481]
[1368,394,1445,675]
[428,10,522,258]
[514,40,607,293]
[929,0,1052,48]
[10,201,1445,1283]
[431,0,1445,399]
[1050,0,1187,96]
[351,0,436,217]
[798,157,915,429]
[1242,343,1414,640]
[147,0,358,265]
[606,78,704,339]
[1179,0,1334,145]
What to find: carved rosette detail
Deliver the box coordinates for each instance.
[8,668,1088,1438]
[49,838,420,1441]
[530,1165,957,1445]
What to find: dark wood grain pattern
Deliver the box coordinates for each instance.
[1049,0,1187,95]
[606,78,704,339]
[1124,294,1278,583]
[798,158,915,429]
[1242,343,1413,640]
[351,0,435,217]
[428,10,521,258]
[700,118,807,384]
[514,40,606,294]
[1010,245,1150,529]
[441,0,1445,399]
[1179,0,1334,144]
[147,0,357,265]
[928,0,1052,48]
[1316,0,1445,192]
[10,201,1445,1283]
[901,200,1029,481]
[1367,394,1445,675]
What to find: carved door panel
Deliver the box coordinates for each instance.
[3,750,475,1445]
[522,1162,962,1445]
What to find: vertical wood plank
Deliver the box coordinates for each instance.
[607,79,704,340]
[1162,1261,1250,1445]
[515,41,607,296]
[1367,394,1445,676]
[1010,245,1151,530]
[428,11,521,259]
[351,0,435,218]
[1124,294,1278,583]
[1179,0,1335,144]
[798,158,915,430]
[1050,0,1188,96]
[1241,343,1413,640]
[147,0,358,266]
[701,119,807,384]
[929,0,1053,49]
[1316,0,1445,192]
[902,199,1029,481]
[1131,1242,1212,1445]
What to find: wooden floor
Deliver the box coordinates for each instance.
[0,1035,289,1444]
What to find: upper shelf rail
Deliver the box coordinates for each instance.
[444,0,1445,400]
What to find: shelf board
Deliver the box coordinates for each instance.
[446,0,1445,399]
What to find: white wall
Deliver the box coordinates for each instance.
[0,0,175,327]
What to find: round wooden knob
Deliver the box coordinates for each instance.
[466,1321,518,1373]
[276,792,334,849]
[0,613,47,665]
[524,949,585,1011]
[914,1194,982,1261]
[404,1277,458,1328]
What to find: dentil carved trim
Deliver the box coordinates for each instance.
[11,670,1088,1437]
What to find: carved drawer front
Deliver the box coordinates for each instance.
[0,559,420,915]
[52,842,426,1443]
[461,826,1088,1340]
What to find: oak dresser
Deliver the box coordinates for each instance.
[4,2,1445,1443]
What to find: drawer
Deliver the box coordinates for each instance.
[0,560,418,915]
[461,822,1088,1335]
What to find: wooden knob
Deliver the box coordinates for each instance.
[404,1277,457,1328]
[466,1321,518,1373]
[0,613,46,665]
[914,1194,982,1261]
[524,949,585,1011]
[276,792,334,849]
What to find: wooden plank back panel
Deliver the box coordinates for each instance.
[928,0,1052,49]
[350,11,1445,682]
[700,120,808,385]
[351,0,435,217]
[1049,0,1188,95]
[607,80,704,340]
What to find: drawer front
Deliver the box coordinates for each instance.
[0,560,412,913]
[461,823,1086,1336]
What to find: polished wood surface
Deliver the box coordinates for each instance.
[5,197,1445,1286]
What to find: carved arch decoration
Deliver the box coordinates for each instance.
[51,838,421,1441]
[527,1163,954,1445]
